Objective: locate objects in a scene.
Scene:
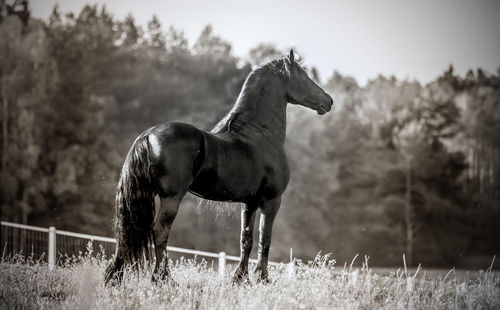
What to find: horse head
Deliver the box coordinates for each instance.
[284,50,333,115]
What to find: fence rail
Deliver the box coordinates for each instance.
[1,221,279,278]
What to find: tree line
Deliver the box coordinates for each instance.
[1,5,498,267]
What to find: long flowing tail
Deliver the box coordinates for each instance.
[105,135,156,284]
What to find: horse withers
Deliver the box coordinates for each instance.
[104,50,333,284]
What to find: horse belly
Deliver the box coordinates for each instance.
[188,155,260,202]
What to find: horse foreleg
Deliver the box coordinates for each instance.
[232,203,257,283]
[255,196,281,283]
[152,196,181,282]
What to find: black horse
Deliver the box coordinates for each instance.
[105,50,333,284]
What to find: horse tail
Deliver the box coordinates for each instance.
[105,135,155,284]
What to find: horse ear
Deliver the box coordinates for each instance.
[289,49,294,62]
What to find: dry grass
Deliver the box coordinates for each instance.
[0,247,498,310]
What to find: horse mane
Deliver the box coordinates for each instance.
[211,57,295,134]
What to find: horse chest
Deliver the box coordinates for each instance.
[258,148,290,198]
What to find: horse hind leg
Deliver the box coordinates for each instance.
[149,126,204,282]
[152,195,182,282]
[104,247,125,285]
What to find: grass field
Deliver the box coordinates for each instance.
[1,247,498,309]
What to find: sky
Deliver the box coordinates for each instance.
[31,0,500,85]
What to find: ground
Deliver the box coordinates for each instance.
[0,248,499,309]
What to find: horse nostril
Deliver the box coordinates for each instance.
[330,98,333,108]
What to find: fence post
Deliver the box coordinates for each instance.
[218,251,226,280]
[48,226,56,271]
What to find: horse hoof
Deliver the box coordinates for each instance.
[254,267,271,284]
[104,277,120,287]
[104,268,123,286]
[232,271,250,285]
[256,276,271,284]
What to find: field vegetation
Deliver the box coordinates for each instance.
[1,247,498,309]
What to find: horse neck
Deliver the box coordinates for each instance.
[227,76,287,144]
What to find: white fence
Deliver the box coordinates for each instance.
[1,221,278,278]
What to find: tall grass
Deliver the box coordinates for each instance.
[0,245,498,309]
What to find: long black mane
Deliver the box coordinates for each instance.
[211,57,294,134]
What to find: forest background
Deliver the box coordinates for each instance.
[1,5,499,268]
